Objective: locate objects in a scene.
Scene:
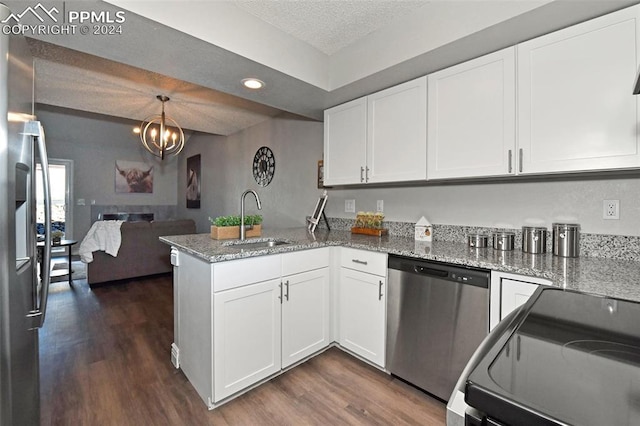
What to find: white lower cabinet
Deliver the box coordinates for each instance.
[208,248,330,404]
[490,272,551,330]
[338,248,387,368]
[500,279,539,321]
[282,268,330,368]
[213,278,282,402]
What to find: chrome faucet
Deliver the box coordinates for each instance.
[240,189,262,240]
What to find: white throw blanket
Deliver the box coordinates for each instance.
[79,220,124,263]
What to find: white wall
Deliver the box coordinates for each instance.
[324,176,640,236]
[177,113,325,233]
[38,105,640,239]
[36,105,178,240]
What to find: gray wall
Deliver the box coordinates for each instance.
[177,113,325,233]
[36,105,179,240]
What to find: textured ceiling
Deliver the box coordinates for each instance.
[27,39,282,135]
[234,0,429,55]
[22,0,433,133]
[7,0,637,137]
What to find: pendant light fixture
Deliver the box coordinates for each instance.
[134,95,185,160]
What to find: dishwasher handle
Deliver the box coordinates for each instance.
[413,265,448,278]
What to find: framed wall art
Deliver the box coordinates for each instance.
[186,154,201,209]
[115,160,153,193]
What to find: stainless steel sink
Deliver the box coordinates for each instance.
[224,240,290,250]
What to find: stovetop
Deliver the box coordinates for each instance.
[466,288,640,426]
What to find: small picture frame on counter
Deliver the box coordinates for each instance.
[307,190,328,233]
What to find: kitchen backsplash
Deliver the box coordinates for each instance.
[318,217,640,262]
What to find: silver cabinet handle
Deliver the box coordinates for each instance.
[278,282,283,303]
[378,280,383,300]
[285,280,290,301]
[352,259,368,265]
[519,148,523,173]
[360,166,365,182]
[365,166,370,182]
[26,122,51,330]
[508,150,513,173]
[516,335,521,361]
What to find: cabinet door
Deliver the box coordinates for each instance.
[367,76,427,183]
[518,5,640,174]
[324,97,367,185]
[281,268,330,368]
[213,279,282,402]
[428,48,516,179]
[500,279,538,321]
[338,268,386,367]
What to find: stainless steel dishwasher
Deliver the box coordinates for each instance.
[386,255,489,401]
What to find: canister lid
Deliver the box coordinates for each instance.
[492,232,515,237]
[552,223,580,230]
[522,226,547,231]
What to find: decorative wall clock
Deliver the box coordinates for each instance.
[252,146,275,187]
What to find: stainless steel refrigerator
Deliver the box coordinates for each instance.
[1,3,52,425]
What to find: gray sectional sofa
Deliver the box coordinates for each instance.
[87,219,196,286]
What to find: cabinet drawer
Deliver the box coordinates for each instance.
[282,247,330,276]
[213,254,281,292]
[340,248,386,277]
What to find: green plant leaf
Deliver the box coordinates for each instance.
[210,214,262,227]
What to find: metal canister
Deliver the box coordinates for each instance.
[552,223,580,257]
[492,232,515,251]
[468,234,489,248]
[522,226,547,254]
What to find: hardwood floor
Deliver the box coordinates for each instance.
[40,274,446,425]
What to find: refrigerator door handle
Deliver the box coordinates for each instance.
[26,122,51,329]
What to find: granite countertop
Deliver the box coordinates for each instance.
[160,228,640,303]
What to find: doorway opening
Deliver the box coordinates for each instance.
[36,159,74,253]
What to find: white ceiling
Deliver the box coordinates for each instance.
[5,0,639,136]
[233,0,430,55]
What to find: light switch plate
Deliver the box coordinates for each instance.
[345,199,355,213]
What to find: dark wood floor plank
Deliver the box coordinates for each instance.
[40,274,446,425]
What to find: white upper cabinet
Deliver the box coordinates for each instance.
[427,48,516,179]
[367,77,427,183]
[324,77,427,185]
[323,98,367,185]
[518,5,640,174]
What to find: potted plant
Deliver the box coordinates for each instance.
[209,215,263,240]
[51,230,64,245]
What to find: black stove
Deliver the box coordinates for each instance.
[465,287,640,426]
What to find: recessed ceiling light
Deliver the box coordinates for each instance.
[242,78,265,90]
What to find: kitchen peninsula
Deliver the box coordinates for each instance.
[161,227,640,409]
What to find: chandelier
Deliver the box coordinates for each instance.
[134,95,185,160]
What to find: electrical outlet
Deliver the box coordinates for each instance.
[603,200,620,220]
[376,200,384,213]
[345,199,356,213]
